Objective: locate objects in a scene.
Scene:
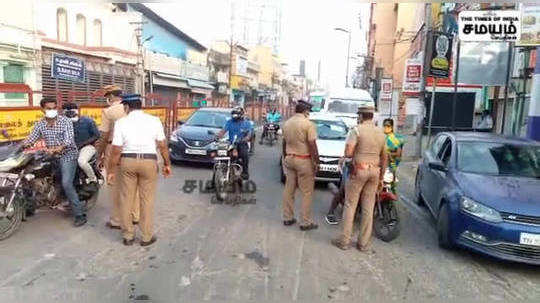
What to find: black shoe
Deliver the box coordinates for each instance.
[300,223,318,231]
[283,218,297,226]
[140,236,157,247]
[133,221,139,225]
[123,238,135,246]
[74,216,87,227]
[325,214,339,225]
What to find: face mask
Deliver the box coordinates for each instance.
[71,117,79,122]
[45,109,58,119]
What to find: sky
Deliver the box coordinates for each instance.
[146,0,370,91]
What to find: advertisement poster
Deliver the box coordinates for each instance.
[458,10,520,42]
[380,78,393,101]
[402,59,423,94]
[428,32,453,78]
[52,53,86,83]
[519,4,540,46]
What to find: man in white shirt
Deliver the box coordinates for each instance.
[107,94,172,246]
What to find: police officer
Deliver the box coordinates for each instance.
[106,94,172,246]
[96,85,140,230]
[332,106,387,251]
[281,100,319,231]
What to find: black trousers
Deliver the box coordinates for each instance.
[237,142,249,179]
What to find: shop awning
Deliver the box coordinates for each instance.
[152,72,190,89]
[187,79,214,90]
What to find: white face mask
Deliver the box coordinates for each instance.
[45,109,58,119]
[70,117,79,122]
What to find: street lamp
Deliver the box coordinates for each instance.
[334,27,351,88]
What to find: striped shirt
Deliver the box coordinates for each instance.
[25,116,79,162]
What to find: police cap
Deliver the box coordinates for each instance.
[121,94,142,105]
[295,100,313,112]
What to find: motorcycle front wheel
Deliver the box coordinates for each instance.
[373,202,400,242]
[0,194,24,241]
[214,166,227,202]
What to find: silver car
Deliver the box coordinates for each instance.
[280,113,348,183]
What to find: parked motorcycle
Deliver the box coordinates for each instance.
[209,136,244,203]
[0,143,102,240]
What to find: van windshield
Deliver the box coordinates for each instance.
[327,99,365,114]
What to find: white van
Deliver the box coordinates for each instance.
[321,87,376,128]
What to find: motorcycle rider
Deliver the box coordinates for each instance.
[23,97,87,227]
[216,107,253,180]
[260,106,281,144]
[62,102,100,189]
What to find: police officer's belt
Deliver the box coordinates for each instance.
[286,154,311,159]
[121,153,157,160]
[353,162,379,170]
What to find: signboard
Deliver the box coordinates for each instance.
[402,59,423,94]
[51,54,86,82]
[428,32,453,78]
[143,108,167,124]
[458,10,520,42]
[0,108,43,142]
[80,107,104,126]
[519,4,540,46]
[379,78,393,101]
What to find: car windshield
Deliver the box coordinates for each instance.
[185,111,230,128]
[457,142,540,178]
[327,99,365,114]
[312,119,348,140]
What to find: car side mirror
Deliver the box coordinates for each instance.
[428,161,447,172]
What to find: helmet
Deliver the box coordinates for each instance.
[231,107,244,120]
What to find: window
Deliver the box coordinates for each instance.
[438,139,452,166]
[431,135,447,155]
[57,8,68,42]
[3,64,24,99]
[76,14,86,45]
[92,19,102,46]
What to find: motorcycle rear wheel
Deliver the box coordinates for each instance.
[0,195,23,241]
[373,202,400,242]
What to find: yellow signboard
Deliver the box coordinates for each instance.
[177,108,197,122]
[143,108,167,124]
[80,107,104,126]
[0,109,44,142]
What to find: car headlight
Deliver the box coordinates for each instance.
[460,197,502,223]
[170,132,179,142]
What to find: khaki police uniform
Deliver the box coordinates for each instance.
[100,101,140,227]
[339,120,386,248]
[282,113,317,226]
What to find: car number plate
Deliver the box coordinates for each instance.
[520,233,540,246]
[185,149,207,155]
[319,164,339,172]
[217,150,227,156]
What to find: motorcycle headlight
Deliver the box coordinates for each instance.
[460,197,502,223]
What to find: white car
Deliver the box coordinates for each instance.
[321,87,375,128]
[280,113,348,183]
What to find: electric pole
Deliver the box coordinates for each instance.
[130,21,147,104]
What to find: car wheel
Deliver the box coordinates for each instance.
[414,169,425,206]
[437,202,454,249]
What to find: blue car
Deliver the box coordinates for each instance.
[414,132,540,264]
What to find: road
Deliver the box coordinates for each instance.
[1,138,539,302]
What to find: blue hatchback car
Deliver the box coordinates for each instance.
[415,132,540,264]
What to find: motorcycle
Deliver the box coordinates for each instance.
[0,143,103,240]
[329,161,400,242]
[262,122,278,146]
[209,135,244,203]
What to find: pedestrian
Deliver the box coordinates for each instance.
[332,106,387,251]
[23,97,87,226]
[96,84,140,230]
[281,100,320,231]
[383,118,404,193]
[106,94,172,246]
[476,109,493,132]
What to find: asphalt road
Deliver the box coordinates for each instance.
[0,139,539,302]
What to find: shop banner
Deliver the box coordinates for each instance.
[143,108,168,124]
[428,32,453,78]
[380,78,393,101]
[80,107,104,126]
[177,108,197,122]
[52,54,86,83]
[519,4,540,46]
[402,59,423,94]
[459,10,520,42]
[0,109,43,142]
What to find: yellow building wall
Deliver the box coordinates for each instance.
[372,3,398,77]
[392,3,420,88]
[249,45,274,88]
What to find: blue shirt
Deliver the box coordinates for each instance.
[266,112,281,123]
[72,116,99,148]
[224,119,253,143]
